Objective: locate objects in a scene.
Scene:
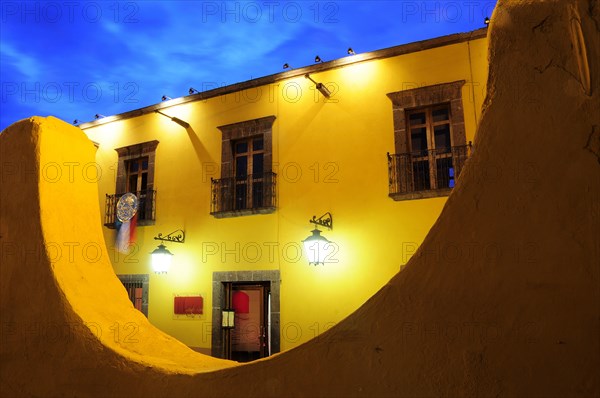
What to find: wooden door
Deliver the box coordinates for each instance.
[226,282,270,362]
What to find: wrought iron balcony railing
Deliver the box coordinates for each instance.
[104,189,156,228]
[210,172,277,217]
[387,144,472,199]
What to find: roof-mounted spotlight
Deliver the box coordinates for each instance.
[161,95,172,101]
[283,63,293,70]
[347,47,355,55]
[305,74,331,98]
[484,16,490,25]
[314,55,323,63]
[189,87,200,95]
[94,114,105,119]
[73,119,81,125]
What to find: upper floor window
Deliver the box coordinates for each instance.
[104,141,158,228]
[234,136,264,179]
[232,136,267,210]
[126,156,149,193]
[211,116,276,218]
[387,81,471,201]
[408,105,451,156]
[405,105,453,191]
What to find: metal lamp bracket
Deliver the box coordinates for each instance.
[309,212,333,230]
[154,229,186,243]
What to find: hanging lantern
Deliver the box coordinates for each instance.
[151,243,173,274]
[302,228,332,265]
[150,229,185,274]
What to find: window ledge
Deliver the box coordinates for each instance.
[389,188,452,201]
[211,207,276,219]
[104,219,156,229]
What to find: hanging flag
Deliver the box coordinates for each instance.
[116,220,131,253]
[115,193,139,254]
[129,212,137,246]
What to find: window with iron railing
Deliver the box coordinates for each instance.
[106,141,159,228]
[386,81,470,201]
[210,172,277,217]
[213,116,277,218]
[387,144,471,199]
[104,190,156,228]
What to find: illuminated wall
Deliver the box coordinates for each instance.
[82,31,488,353]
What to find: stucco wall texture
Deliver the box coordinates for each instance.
[1,0,599,396]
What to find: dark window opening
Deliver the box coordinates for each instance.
[212,116,276,218]
[386,81,471,201]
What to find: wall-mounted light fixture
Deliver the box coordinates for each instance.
[151,229,185,274]
[151,244,173,274]
[154,110,190,129]
[189,87,200,95]
[94,114,105,119]
[302,212,333,265]
[314,55,323,63]
[161,95,172,101]
[222,309,235,328]
[347,47,355,55]
[283,63,293,70]
[305,74,331,98]
[484,17,490,25]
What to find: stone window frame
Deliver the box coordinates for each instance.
[386,81,467,200]
[114,140,159,193]
[217,116,275,179]
[211,116,277,218]
[113,140,159,226]
[211,270,280,359]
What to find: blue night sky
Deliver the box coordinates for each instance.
[1,1,497,131]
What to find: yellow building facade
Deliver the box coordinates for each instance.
[81,28,488,360]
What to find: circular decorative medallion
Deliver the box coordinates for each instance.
[116,192,138,222]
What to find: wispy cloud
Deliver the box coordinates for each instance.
[1,40,41,82]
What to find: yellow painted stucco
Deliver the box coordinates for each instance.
[82,32,489,352]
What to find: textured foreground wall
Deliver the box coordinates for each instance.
[1,0,599,396]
